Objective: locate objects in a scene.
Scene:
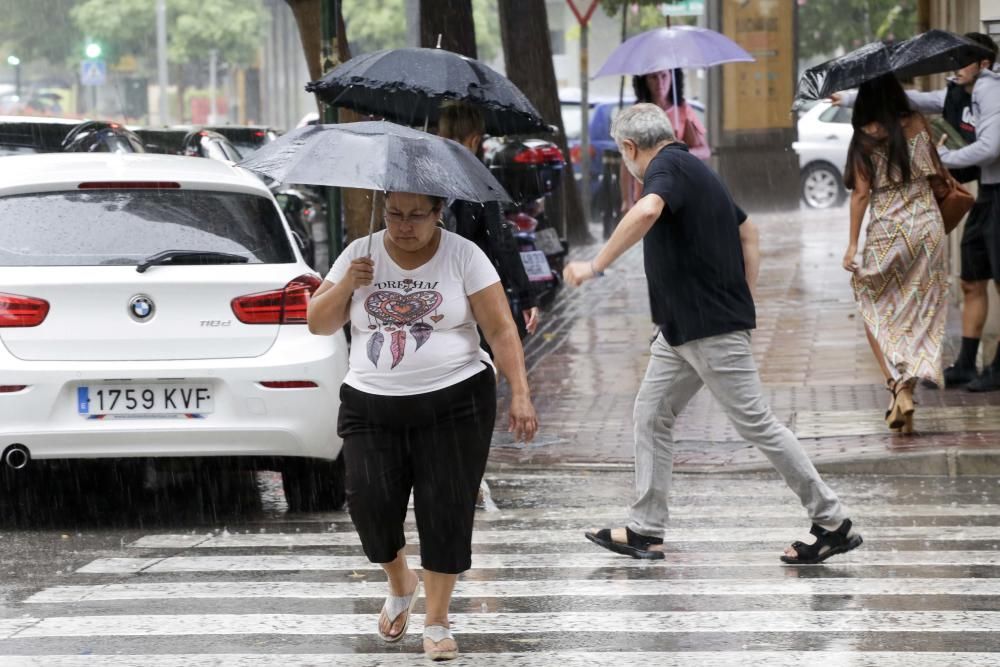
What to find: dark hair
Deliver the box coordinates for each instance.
[844,74,913,190]
[632,69,685,106]
[964,32,999,68]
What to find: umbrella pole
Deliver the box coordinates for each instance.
[366,190,381,257]
[672,71,681,139]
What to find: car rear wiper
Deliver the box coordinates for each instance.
[136,250,250,273]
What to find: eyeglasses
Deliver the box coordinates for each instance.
[384,209,438,225]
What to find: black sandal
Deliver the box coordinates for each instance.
[781,519,863,565]
[584,526,665,560]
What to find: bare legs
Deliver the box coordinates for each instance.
[377,550,458,654]
[378,549,419,639]
[961,280,989,339]
[423,570,459,654]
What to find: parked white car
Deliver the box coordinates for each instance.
[0,153,348,510]
[793,101,853,209]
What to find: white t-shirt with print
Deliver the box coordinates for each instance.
[326,229,501,396]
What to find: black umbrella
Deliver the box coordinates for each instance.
[237,121,511,253]
[795,29,994,107]
[305,47,548,136]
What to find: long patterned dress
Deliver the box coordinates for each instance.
[852,128,947,387]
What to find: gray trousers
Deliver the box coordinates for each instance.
[628,330,847,539]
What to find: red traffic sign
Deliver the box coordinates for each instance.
[566,0,600,26]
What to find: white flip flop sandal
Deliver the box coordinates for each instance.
[423,624,458,661]
[377,579,421,642]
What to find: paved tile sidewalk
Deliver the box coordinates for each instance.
[491,209,1000,474]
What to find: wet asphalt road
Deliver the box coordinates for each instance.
[0,466,999,664]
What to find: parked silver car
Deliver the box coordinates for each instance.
[793,101,852,209]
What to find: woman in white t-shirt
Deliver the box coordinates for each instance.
[307,191,537,661]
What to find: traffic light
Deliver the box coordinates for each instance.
[85,42,102,59]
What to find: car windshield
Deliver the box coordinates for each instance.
[0,189,294,266]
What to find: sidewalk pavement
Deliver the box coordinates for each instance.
[491,208,1000,476]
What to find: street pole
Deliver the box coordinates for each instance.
[208,48,218,124]
[580,22,591,226]
[321,0,343,258]
[156,0,169,125]
[567,1,599,226]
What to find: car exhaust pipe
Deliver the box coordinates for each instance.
[3,444,29,470]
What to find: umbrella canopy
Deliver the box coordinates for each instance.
[305,48,548,136]
[795,29,994,105]
[594,26,754,78]
[237,121,511,204]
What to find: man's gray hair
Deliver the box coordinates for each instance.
[610,103,675,150]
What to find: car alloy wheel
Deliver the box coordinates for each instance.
[801,164,845,209]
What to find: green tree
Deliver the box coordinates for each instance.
[0,0,82,65]
[341,0,500,60]
[71,0,267,67]
[798,0,917,59]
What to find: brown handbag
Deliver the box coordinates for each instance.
[934,177,975,235]
[923,116,975,234]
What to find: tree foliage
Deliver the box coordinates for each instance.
[342,0,500,60]
[70,0,267,67]
[798,0,917,59]
[0,0,82,64]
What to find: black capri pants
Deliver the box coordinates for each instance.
[337,364,496,574]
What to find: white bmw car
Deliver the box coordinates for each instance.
[793,101,853,209]
[0,153,348,510]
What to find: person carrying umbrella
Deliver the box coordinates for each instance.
[242,121,538,661]
[592,25,750,214]
[831,32,1000,392]
[562,103,862,564]
[437,101,541,339]
[307,189,537,660]
[620,69,710,214]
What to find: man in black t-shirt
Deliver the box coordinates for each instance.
[564,104,862,565]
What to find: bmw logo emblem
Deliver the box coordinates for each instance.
[128,295,155,322]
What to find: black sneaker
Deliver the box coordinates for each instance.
[943,364,978,388]
[967,366,1000,393]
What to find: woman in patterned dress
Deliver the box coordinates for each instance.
[843,74,948,434]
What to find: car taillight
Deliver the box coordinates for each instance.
[259,381,318,389]
[231,274,322,325]
[513,148,547,164]
[0,293,49,327]
[540,145,565,163]
[568,145,595,164]
[0,385,28,393]
[512,212,538,233]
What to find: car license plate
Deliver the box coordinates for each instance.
[520,250,554,282]
[77,383,214,416]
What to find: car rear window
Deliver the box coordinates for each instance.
[0,189,294,266]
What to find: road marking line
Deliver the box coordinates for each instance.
[2,653,998,667]
[11,611,1000,638]
[25,578,1000,604]
[76,550,1000,574]
[127,525,1000,549]
[0,619,40,641]
[384,504,1000,521]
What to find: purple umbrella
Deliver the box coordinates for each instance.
[594,26,754,128]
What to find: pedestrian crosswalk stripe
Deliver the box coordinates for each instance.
[6,611,1000,639]
[25,578,1000,604]
[383,503,1000,521]
[126,525,1000,549]
[2,653,999,667]
[76,550,1000,574]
